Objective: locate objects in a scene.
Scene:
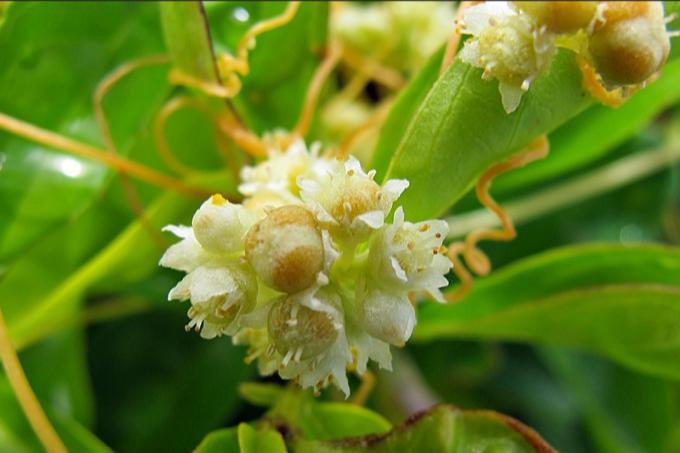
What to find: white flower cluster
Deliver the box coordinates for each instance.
[459,1,671,113]
[160,140,451,396]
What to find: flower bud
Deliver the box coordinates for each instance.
[245,205,324,293]
[268,296,338,360]
[360,289,415,346]
[589,2,670,86]
[513,2,597,34]
[192,194,255,254]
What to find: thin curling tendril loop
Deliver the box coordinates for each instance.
[94,54,172,250]
[217,1,301,97]
[0,112,211,198]
[154,95,219,176]
[446,135,549,302]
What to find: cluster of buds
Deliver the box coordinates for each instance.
[160,140,451,396]
[459,1,673,113]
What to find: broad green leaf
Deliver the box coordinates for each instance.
[415,244,680,379]
[242,384,391,442]
[494,56,680,195]
[295,405,555,453]
[238,423,286,453]
[381,50,591,220]
[206,2,329,133]
[372,47,444,180]
[195,427,240,453]
[239,382,286,407]
[305,403,391,441]
[160,2,219,84]
[4,189,197,348]
[539,347,674,453]
[0,2,168,264]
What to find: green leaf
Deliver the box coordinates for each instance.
[239,382,286,407]
[238,423,286,453]
[195,427,240,453]
[160,2,219,84]
[494,57,680,195]
[0,2,168,264]
[206,2,329,133]
[372,47,444,180]
[381,49,591,221]
[415,244,680,379]
[255,385,391,442]
[305,403,391,441]
[295,405,555,453]
[0,188,197,349]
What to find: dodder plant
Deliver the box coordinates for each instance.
[0,1,678,452]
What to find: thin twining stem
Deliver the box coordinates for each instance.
[215,1,301,94]
[446,143,680,239]
[290,42,343,142]
[235,1,300,76]
[217,114,268,158]
[0,308,66,453]
[576,55,642,107]
[154,96,218,175]
[440,1,476,75]
[0,112,210,198]
[446,135,549,302]
[94,54,172,250]
[94,54,170,152]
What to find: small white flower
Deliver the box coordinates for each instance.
[174,265,257,339]
[369,207,451,301]
[459,1,556,113]
[299,156,408,241]
[160,197,259,338]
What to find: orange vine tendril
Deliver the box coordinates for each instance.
[94,54,172,250]
[576,55,630,107]
[446,135,549,302]
[217,1,301,96]
[0,308,66,453]
[214,120,245,184]
[154,96,218,175]
[0,112,210,198]
[289,42,343,143]
[217,114,268,158]
[350,369,375,406]
[441,1,476,75]
[167,69,235,99]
